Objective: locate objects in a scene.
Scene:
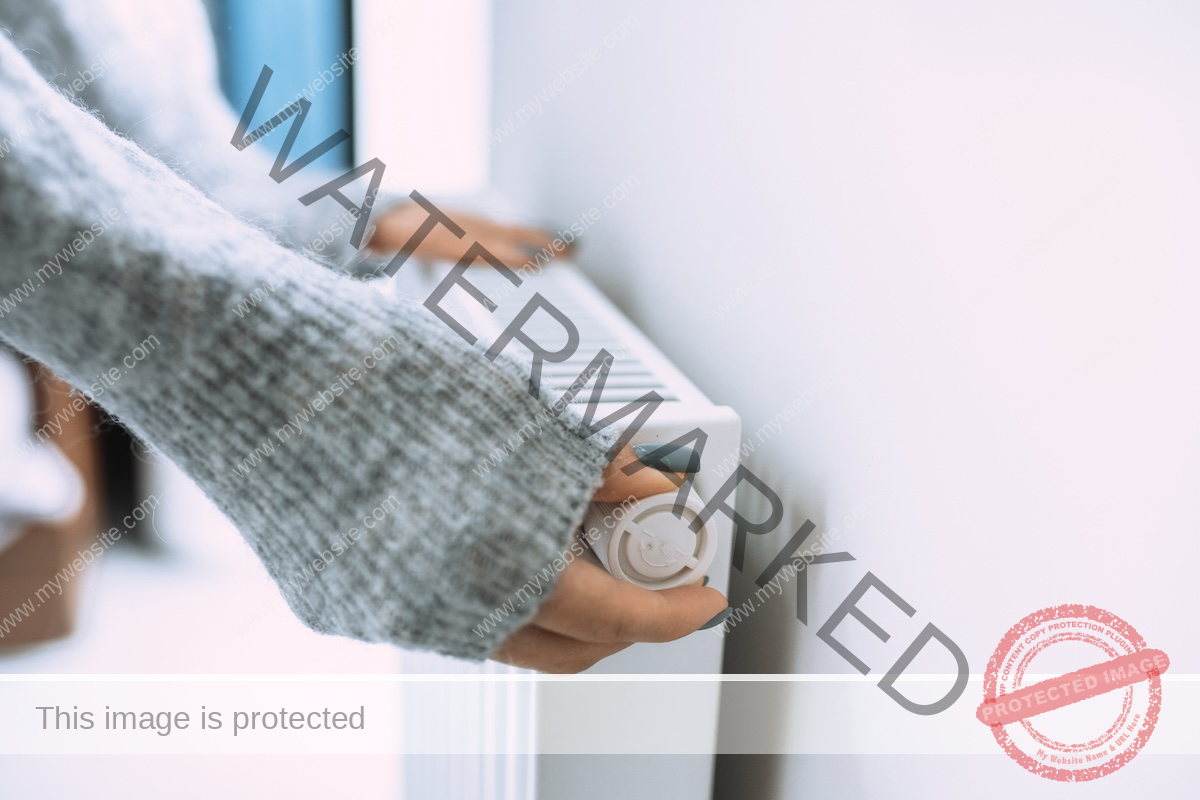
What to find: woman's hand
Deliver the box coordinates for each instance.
[367,202,570,267]
[490,446,730,673]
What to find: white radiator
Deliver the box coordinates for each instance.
[386,260,741,800]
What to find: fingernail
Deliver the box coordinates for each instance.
[699,608,732,630]
[632,443,701,473]
[701,575,710,587]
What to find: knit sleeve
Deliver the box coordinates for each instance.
[0,36,610,660]
[0,0,389,269]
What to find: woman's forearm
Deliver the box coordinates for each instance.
[0,35,610,659]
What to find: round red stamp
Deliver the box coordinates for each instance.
[976,604,1169,781]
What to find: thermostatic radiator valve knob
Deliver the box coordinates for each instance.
[583,491,715,590]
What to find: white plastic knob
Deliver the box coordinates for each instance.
[583,491,715,590]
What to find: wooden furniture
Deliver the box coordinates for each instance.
[0,366,102,648]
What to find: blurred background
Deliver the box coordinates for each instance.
[3,0,1200,797]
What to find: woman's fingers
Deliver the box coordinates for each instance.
[492,560,725,673]
[492,443,715,672]
[471,221,573,266]
[506,221,561,247]
[476,239,537,269]
[531,559,728,644]
[482,218,557,248]
[475,218,569,255]
[367,203,571,264]
[491,622,631,673]
[593,445,684,502]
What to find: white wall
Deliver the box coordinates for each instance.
[355,0,492,195]
[489,1,1200,796]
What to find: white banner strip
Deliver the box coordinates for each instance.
[0,676,1194,755]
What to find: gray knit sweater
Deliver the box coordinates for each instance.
[0,6,610,660]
